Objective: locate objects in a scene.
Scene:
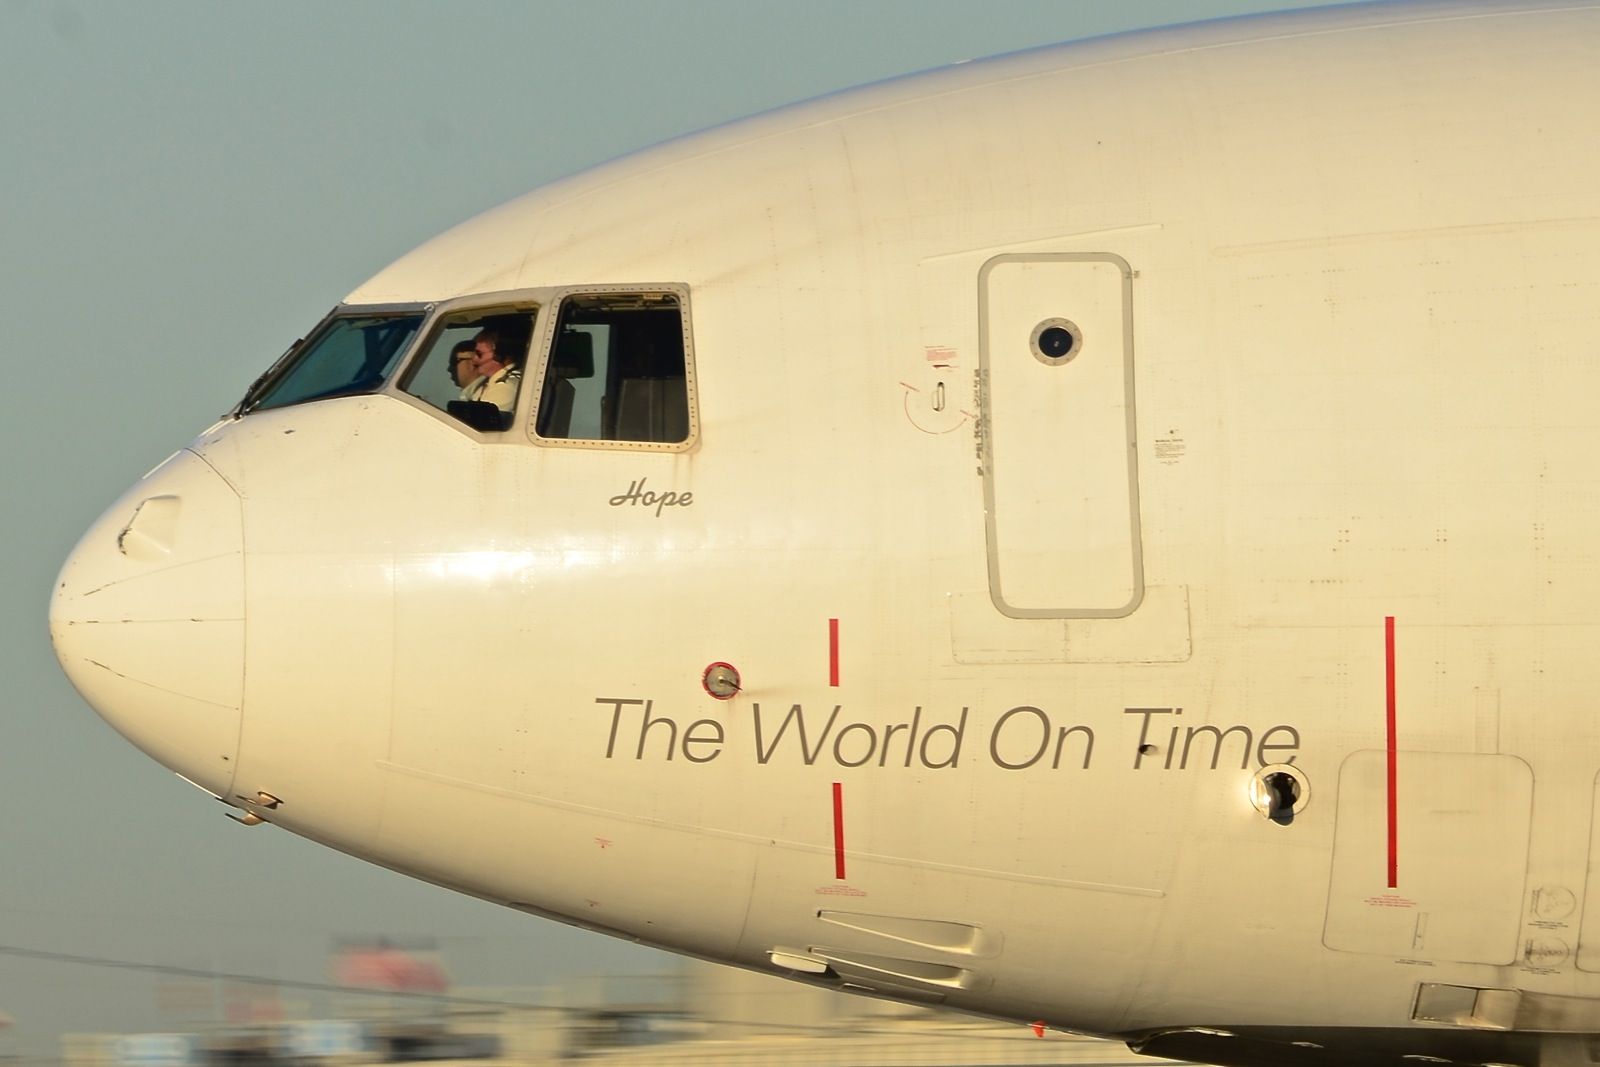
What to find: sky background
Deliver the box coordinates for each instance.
[1,0,1340,1057]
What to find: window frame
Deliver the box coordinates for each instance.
[526,283,700,453]
[387,289,552,440]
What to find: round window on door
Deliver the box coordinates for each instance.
[1030,318,1083,366]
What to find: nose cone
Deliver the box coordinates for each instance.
[50,449,244,798]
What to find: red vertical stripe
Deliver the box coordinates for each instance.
[832,781,846,880]
[1386,616,1398,889]
[829,618,840,688]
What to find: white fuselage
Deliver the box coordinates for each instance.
[50,4,1600,1065]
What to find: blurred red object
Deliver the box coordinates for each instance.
[332,943,449,993]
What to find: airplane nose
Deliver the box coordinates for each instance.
[50,449,244,799]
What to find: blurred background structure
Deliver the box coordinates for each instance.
[56,950,1174,1066]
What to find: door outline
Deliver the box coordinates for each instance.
[977,252,1144,619]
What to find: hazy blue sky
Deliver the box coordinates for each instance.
[1,0,1341,1056]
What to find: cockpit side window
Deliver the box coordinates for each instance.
[534,290,697,449]
[398,306,538,432]
[243,312,424,414]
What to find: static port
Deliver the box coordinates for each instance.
[702,662,741,700]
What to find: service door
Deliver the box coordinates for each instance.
[978,253,1142,618]
[1323,750,1532,965]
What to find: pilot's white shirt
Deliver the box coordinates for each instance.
[459,365,521,411]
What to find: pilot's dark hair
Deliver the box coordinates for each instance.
[478,316,532,367]
[471,328,499,351]
[451,340,477,358]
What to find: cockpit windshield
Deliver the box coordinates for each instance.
[241,311,424,414]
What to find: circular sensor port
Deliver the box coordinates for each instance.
[1250,763,1310,826]
[1030,318,1083,365]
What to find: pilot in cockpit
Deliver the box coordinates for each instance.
[448,340,479,393]
[460,328,523,411]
